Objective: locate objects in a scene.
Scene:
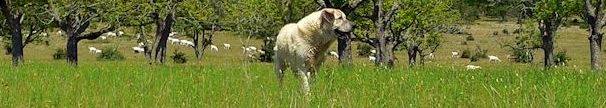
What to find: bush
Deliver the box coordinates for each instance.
[461,41,470,45]
[468,46,488,62]
[474,46,488,59]
[513,28,522,34]
[465,35,475,41]
[356,43,373,57]
[470,54,480,62]
[460,41,468,45]
[460,49,472,58]
[97,47,125,61]
[259,37,275,62]
[52,48,66,60]
[502,29,509,35]
[171,50,187,64]
[554,51,570,66]
[511,48,534,63]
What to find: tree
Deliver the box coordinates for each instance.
[581,0,605,70]
[348,0,399,67]
[48,0,117,65]
[391,0,458,67]
[175,0,223,61]
[316,0,368,65]
[0,0,50,65]
[117,0,183,64]
[521,0,578,68]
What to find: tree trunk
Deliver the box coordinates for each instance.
[193,30,201,60]
[376,25,394,67]
[152,12,174,64]
[406,44,418,67]
[66,34,79,65]
[589,27,602,70]
[541,33,554,68]
[337,37,352,66]
[1,0,23,65]
[200,30,209,57]
[8,19,23,66]
[138,25,152,63]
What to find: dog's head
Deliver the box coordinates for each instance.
[321,8,353,37]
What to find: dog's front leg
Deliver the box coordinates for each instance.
[297,66,311,96]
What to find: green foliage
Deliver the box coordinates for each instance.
[460,49,472,58]
[511,48,534,63]
[391,0,458,57]
[505,20,540,63]
[259,37,275,62]
[171,50,187,64]
[469,46,488,62]
[554,51,570,66]
[474,46,488,59]
[356,43,374,57]
[52,48,66,60]
[97,47,125,61]
[470,54,480,62]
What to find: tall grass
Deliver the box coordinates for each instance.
[0,62,604,107]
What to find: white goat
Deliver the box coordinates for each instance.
[488,55,502,62]
[179,40,194,46]
[210,45,219,52]
[169,32,178,37]
[451,51,459,58]
[466,65,481,70]
[132,47,145,53]
[168,38,180,44]
[428,53,435,59]
[369,56,377,62]
[106,32,117,37]
[100,36,107,40]
[88,47,99,53]
[117,31,124,36]
[329,51,339,58]
[223,43,231,49]
[245,46,257,52]
[94,49,102,54]
[371,50,377,54]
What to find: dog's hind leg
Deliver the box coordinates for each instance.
[274,53,286,87]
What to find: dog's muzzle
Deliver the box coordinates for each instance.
[334,30,350,40]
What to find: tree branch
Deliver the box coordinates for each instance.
[75,20,91,34]
[382,1,399,26]
[340,0,368,14]
[77,26,115,41]
[315,0,334,8]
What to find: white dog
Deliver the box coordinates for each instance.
[274,8,353,95]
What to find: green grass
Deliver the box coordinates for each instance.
[1,62,605,107]
[1,19,606,107]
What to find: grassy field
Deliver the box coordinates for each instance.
[1,20,606,107]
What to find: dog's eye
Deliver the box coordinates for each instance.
[337,16,343,19]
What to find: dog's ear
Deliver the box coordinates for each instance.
[321,9,334,24]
